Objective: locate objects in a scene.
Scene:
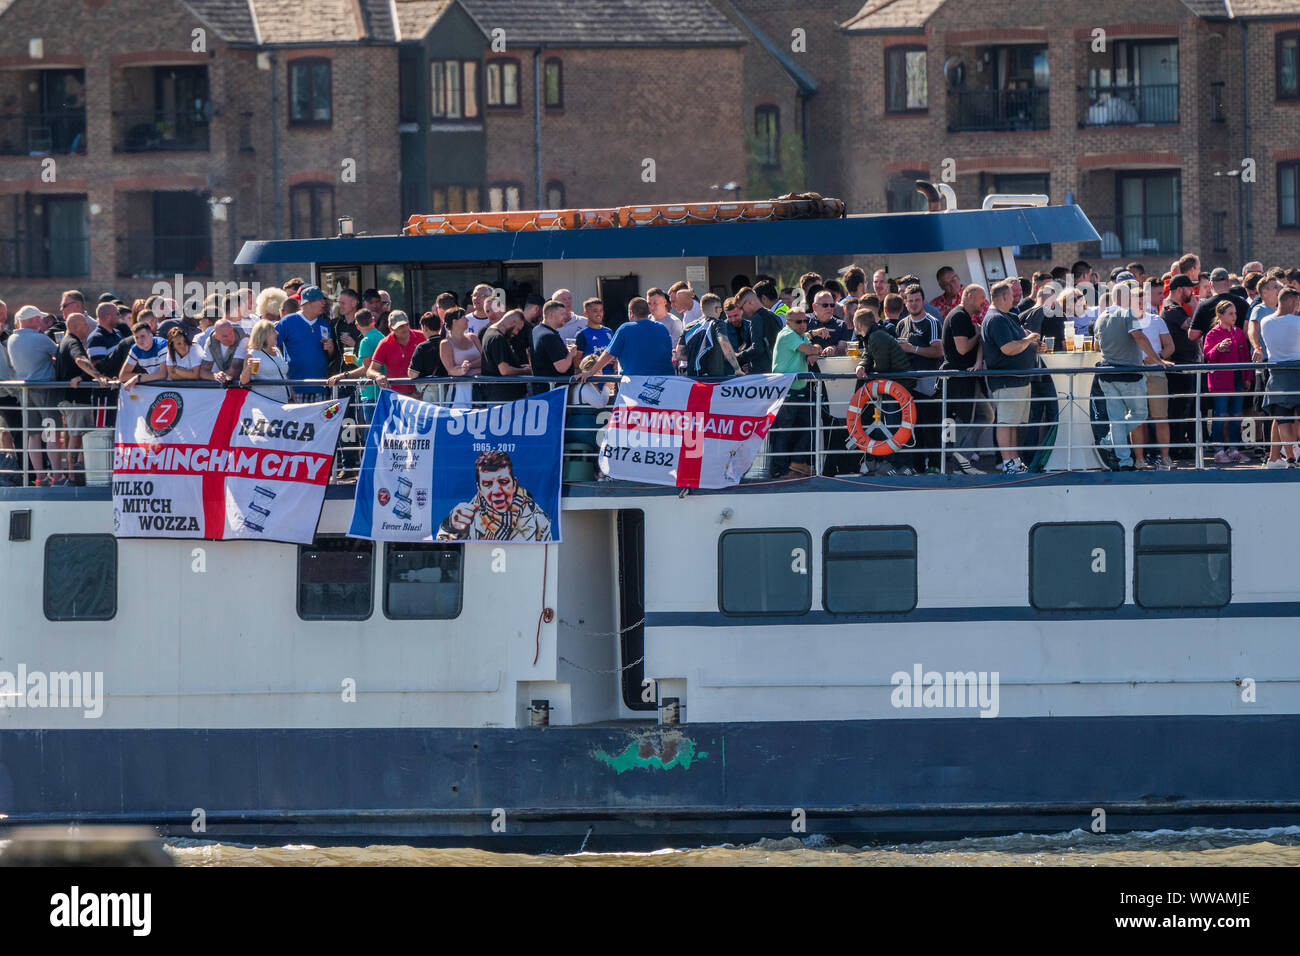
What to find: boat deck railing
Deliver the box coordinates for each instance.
[0,362,1295,489]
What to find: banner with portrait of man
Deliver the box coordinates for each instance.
[348,388,564,544]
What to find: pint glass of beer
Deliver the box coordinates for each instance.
[248,356,261,374]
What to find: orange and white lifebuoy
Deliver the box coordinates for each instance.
[846,378,915,456]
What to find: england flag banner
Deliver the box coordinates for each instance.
[349,389,564,544]
[599,374,795,488]
[113,386,347,543]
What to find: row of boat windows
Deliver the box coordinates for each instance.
[720,520,1232,616]
[41,536,462,623]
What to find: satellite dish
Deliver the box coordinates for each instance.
[943,57,966,88]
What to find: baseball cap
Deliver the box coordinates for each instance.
[1169,275,1195,291]
[387,311,410,328]
[1210,267,1230,282]
[14,304,44,322]
[299,285,328,303]
[1114,271,1136,283]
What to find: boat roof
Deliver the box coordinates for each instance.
[234,205,1099,265]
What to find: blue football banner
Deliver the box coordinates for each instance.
[349,389,565,543]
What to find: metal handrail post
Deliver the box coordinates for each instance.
[1067,371,1075,470]
[813,382,823,476]
[940,377,948,475]
[1195,372,1204,470]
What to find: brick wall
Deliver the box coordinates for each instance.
[0,0,400,307]
[483,46,745,209]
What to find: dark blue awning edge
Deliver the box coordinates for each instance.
[235,205,1100,265]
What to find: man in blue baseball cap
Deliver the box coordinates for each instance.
[274,285,334,400]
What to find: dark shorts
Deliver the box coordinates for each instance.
[0,396,19,432]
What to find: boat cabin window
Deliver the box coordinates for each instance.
[297,537,373,621]
[1029,522,1125,611]
[1134,520,1231,609]
[718,529,811,616]
[384,544,463,620]
[823,526,917,614]
[44,534,116,621]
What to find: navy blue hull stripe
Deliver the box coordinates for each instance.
[647,602,1300,627]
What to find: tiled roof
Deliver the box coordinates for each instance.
[179,0,258,42]
[1224,0,1300,16]
[182,0,397,43]
[458,0,746,46]
[394,0,452,39]
[721,1,817,94]
[841,0,947,32]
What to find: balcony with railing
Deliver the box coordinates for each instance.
[116,233,212,278]
[0,236,90,278]
[0,111,86,155]
[113,109,209,153]
[1079,84,1179,127]
[948,87,1049,132]
[1080,213,1182,259]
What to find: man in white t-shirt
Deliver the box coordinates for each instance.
[673,286,702,327]
[467,283,498,336]
[553,288,587,341]
[647,287,683,347]
[200,319,248,384]
[1260,288,1300,468]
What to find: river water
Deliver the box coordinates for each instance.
[167,825,1300,866]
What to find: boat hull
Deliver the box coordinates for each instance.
[3,714,1297,850]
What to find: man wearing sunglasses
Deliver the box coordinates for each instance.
[771,309,822,478]
[807,291,851,355]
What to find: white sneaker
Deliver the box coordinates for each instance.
[1266,458,1288,469]
[1000,458,1028,475]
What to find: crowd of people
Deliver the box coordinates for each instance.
[3,253,1300,486]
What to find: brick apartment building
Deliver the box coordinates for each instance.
[0,0,401,306]
[2,0,1295,313]
[841,0,1300,272]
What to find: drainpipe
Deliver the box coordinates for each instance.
[1239,20,1250,264]
[271,50,282,240]
[533,47,542,206]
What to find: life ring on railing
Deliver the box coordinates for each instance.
[846,378,915,456]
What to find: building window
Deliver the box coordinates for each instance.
[488,183,522,211]
[44,534,116,621]
[823,527,916,614]
[1212,210,1228,253]
[1134,520,1230,609]
[1115,170,1181,257]
[1278,32,1299,100]
[1280,162,1299,230]
[544,58,563,108]
[432,60,480,119]
[718,529,811,616]
[385,544,463,619]
[1029,523,1125,611]
[885,46,927,112]
[290,182,334,239]
[545,181,565,209]
[289,59,331,125]
[486,59,520,107]
[432,185,482,213]
[1083,40,1178,126]
[754,106,779,167]
[297,537,373,620]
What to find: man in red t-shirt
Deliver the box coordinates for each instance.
[365,312,426,395]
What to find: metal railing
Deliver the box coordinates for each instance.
[2,362,1297,489]
[113,109,209,152]
[948,87,1050,132]
[115,234,213,278]
[1081,213,1182,259]
[1080,83,1179,126]
[0,111,86,155]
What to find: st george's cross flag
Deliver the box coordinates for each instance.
[112,386,347,543]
